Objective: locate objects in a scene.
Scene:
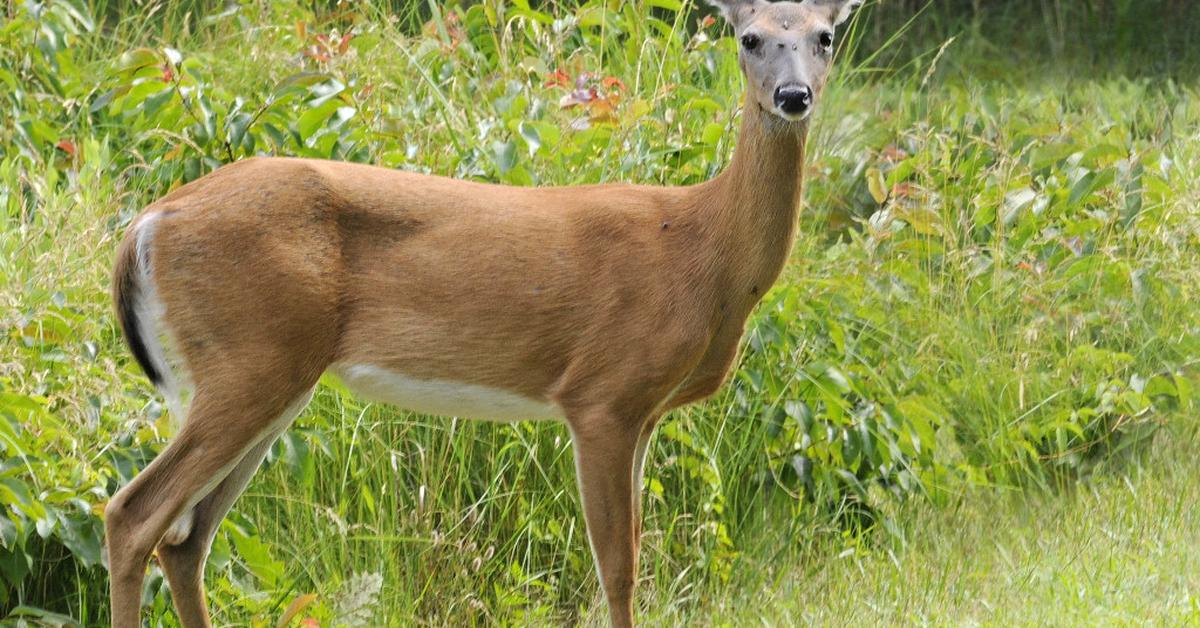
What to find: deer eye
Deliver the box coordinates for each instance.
[818,31,834,50]
[740,33,761,52]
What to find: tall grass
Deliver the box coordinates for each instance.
[1,0,1197,624]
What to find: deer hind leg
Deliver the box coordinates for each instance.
[568,410,658,628]
[105,383,315,628]
[154,388,314,628]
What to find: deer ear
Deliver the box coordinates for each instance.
[705,0,765,27]
[809,0,863,27]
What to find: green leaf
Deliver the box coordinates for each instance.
[886,158,916,187]
[518,122,541,157]
[5,605,80,627]
[35,515,55,539]
[824,366,852,394]
[1029,142,1078,169]
[140,86,175,118]
[1174,374,1193,408]
[866,167,887,204]
[57,514,102,567]
[296,100,340,141]
[227,112,251,149]
[1003,185,1035,213]
[280,431,314,487]
[89,89,115,113]
[493,140,517,175]
[648,0,683,10]
[1067,168,1115,208]
[1080,143,1123,168]
[790,455,812,484]
[0,543,32,588]
[701,122,724,146]
[271,72,332,103]
[114,47,160,77]
[229,523,284,587]
[307,78,346,107]
[0,478,35,510]
[1143,375,1176,399]
[895,205,944,236]
[0,517,16,550]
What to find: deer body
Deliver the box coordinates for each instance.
[104,1,860,626]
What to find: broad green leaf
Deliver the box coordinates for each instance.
[493,140,517,175]
[866,167,887,204]
[701,122,724,146]
[648,0,683,10]
[518,122,541,156]
[114,47,160,76]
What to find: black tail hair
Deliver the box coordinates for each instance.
[113,234,163,386]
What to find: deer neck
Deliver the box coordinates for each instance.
[687,98,808,299]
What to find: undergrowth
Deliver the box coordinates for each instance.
[1,0,1197,624]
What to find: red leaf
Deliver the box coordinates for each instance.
[544,69,570,88]
[882,145,908,162]
[56,140,77,156]
[601,76,626,92]
[890,182,916,198]
[303,46,330,62]
[587,98,618,123]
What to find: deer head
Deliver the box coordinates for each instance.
[708,0,862,122]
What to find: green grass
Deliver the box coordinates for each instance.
[606,424,1200,626]
[706,424,1200,625]
[2,0,1198,625]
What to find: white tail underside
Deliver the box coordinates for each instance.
[132,212,190,424]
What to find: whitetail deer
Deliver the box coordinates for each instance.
[104,0,861,625]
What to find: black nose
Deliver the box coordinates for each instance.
[774,85,813,115]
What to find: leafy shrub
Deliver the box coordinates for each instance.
[1,0,1197,623]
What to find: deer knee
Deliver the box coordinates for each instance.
[104,489,158,571]
[103,492,136,547]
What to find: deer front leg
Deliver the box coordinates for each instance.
[569,412,654,628]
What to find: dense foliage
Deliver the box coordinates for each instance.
[1,0,1197,624]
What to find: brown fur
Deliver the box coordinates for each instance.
[104,2,860,625]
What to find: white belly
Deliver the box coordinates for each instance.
[331,364,562,422]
